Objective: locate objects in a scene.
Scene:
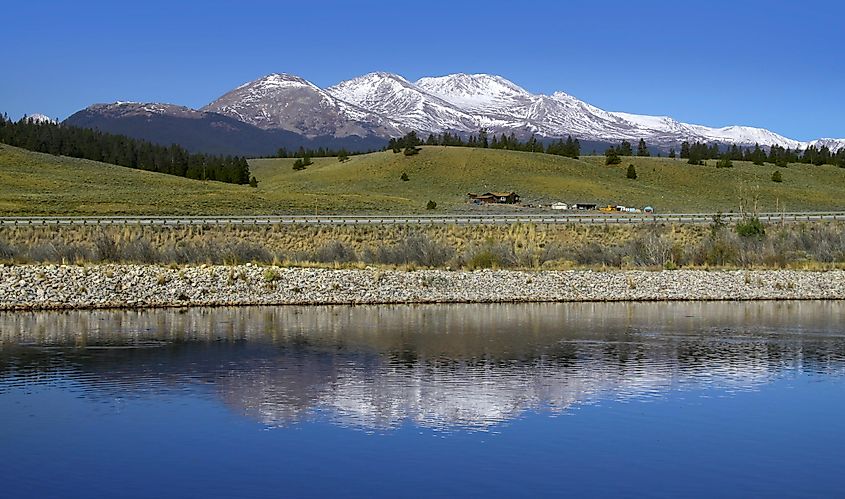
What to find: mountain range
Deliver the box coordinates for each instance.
[63,71,845,156]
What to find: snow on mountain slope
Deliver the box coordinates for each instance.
[416,73,533,114]
[201,73,401,138]
[413,73,826,148]
[78,102,210,120]
[327,72,478,133]
[612,111,805,149]
[23,113,58,124]
[808,138,845,153]
[415,74,642,140]
[78,70,840,149]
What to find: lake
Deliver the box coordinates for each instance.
[1,302,844,498]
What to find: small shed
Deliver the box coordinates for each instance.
[574,203,598,210]
[551,202,568,210]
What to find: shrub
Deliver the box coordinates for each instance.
[313,240,357,263]
[292,159,306,171]
[121,237,159,263]
[736,217,766,238]
[400,172,409,181]
[626,164,637,180]
[365,235,453,267]
[263,268,280,282]
[772,170,783,183]
[403,146,420,156]
[716,157,733,168]
[426,200,437,210]
[0,237,16,260]
[462,243,517,269]
[249,176,259,187]
[94,232,119,261]
[710,211,727,236]
[625,230,673,267]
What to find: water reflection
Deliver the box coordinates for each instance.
[1,302,844,430]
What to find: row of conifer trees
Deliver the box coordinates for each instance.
[0,114,252,184]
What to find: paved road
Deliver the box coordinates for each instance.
[1,212,844,226]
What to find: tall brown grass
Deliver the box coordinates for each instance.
[0,222,843,269]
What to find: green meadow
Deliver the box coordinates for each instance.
[2,143,844,215]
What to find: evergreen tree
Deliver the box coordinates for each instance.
[0,116,250,184]
[668,147,676,159]
[750,144,766,165]
[626,164,638,179]
[479,128,489,148]
[618,140,633,156]
[680,141,690,159]
[605,147,621,165]
[708,143,720,159]
[637,138,650,157]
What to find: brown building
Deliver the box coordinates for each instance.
[468,192,521,204]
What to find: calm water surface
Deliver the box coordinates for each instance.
[1,302,844,498]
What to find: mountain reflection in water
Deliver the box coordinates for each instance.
[1,302,844,431]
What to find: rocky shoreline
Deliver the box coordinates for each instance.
[1,265,844,311]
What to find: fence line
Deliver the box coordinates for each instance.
[0,212,843,227]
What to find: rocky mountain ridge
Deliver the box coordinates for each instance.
[65,71,845,153]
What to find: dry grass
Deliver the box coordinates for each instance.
[1,221,844,269]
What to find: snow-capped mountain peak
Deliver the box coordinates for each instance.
[186,70,844,149]
[327,72,479,133]
[202,73,401,138]
[239,72,321,93]
[416,73,531,112]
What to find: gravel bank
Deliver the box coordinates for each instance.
[1,265,844,311]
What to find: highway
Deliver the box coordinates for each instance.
[1,212,844,226]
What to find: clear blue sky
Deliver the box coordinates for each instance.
[3,0,843,140]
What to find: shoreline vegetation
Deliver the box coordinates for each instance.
[1,222,844,311]
[1,221,844,269]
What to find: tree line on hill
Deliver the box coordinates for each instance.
[676,140,845,167]
[0,114,252,184]
[276,146,369,159]
[386,130,582,159]
[604,137,845,167]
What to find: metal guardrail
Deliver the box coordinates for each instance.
[0,212,843,227]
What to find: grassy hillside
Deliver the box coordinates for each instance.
[2,143,844,215]
[252,146,845,213]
